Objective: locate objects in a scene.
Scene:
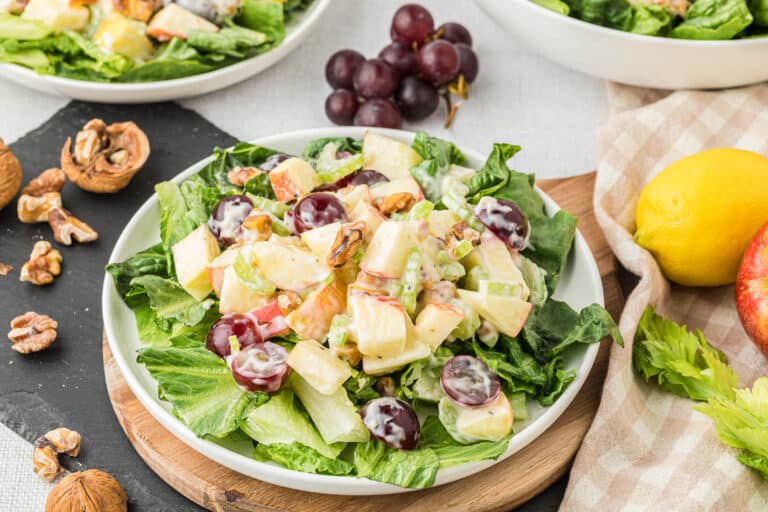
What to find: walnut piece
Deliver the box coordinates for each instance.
[61,119,150,193]
[451,220,481,245]
[227,166,263,187]
[9,312,58,354]
[17,192,63,223]
[327,221,366,268]
[375,192,416,215]
[48,207,99,245]
[422,280,458,305]
[330,342,362,367]
[375,376,397,397]
[45,469,127,512]
[0,138,22,210]
[277,291,302,314]
[0,263,12,276]
[22,168,66,196]
[235,209,272,243]
[33,428,81,483]
[20,241,62,285]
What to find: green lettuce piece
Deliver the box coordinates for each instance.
[548,303,623,356]
[509,392,529,421]
[419,415,511,468]
[253,443,355,475]
[695,377,768,480]
[531,0,570,14]
[751,0,768,25]
[302,137,362,160]
[187,26,268,58]
[400,347,453,402]
[106,243,168,307]
[409,131,469,202]
[241,389,343,459]
[197,143,280,196]
[671,0,753,39]
[465,143,521,201]
[130,275,213,327]
[0,14,52,39]
[569,0,634,30]
[137,346,266,437]
[342,369,379,405]
[630,5,673,35]
[237,0,286,44]
[353,439,440,488]
[516,254,548,307]
[156,181,200,271]
[633,307,738,402]
[133,304,172,346]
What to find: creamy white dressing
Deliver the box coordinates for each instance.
[218,200,253,241]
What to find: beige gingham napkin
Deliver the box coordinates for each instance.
[561,83,768,511]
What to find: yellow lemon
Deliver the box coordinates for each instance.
[635,148,768,287]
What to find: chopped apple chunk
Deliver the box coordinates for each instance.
[286,280,346,341]
[219,266,274,314]
[359,220,426,279]
[362,132,423,181]
[147,3,217,41]
[416,303,464,350]
[93,13,155,61]
[268,157,320,202]
[349,294,407,358]
[172,224,220,301]
[287,340,351,395]
[457,289,532,338]
[22,0,89,31]
[251,241,330,291]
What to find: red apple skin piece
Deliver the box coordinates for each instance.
[736,222,768,357]
[269,171,300,203]
[247,302,290,340]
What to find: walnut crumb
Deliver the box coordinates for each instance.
[33,427,81,482]
[277,291,302,314]
[9,312,58,354]
[327,221,366,268]
[0,263,12,276]
[374,192,416,215]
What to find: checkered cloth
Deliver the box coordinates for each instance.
[560,83,768,511]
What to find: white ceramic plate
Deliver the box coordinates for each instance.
[0,0,330,103]
[102,127,603,495]
[478,0,768,90]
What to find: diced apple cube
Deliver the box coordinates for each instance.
[359,220,426,279]
[362,132,423,181]
[172,224,220,301]
[455,392,513,442]
[147,3,217,41]
[22,0,89,31]
[268,157,320,202]
[457,289,532,338]
[349,294,407,358]
[300,222,341,262]
[336,184,371,212]
[370,176,424,202]
[287,340,352,395]
[348,200,385,241]
[0,0,29,14]
[206,245,244,297]
[92,12,154,61]
[363,336,430,375]
[286,280,346,341]
[219,266,275,314]
[251,241,331,291]
[415,303,464,350]
[464,232,529,300]
[427,209,459,240]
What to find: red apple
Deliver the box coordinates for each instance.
[735,222,768,357]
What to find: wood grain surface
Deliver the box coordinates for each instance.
[103,171,623,512]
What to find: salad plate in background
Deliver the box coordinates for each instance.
[478,0,768,89]
[102,127,621,495]
[0,0,330,102]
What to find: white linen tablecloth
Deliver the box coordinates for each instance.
[0,0,607,508]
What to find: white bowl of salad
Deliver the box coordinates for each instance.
[478,0,768,89]
[0,0,330,102]
[102,127,622,495]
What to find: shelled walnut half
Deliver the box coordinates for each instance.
[17,168,66,223]
[20,241,62,285]
[48,207,99,245]
[45,469,127,512]
[33,427,80,482]
[8,312,58,354]
[61,119,150,193]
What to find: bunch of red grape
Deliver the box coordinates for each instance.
[324,3,479,129]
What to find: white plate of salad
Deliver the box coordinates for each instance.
[102,127,623,495]
[0,0,330,103]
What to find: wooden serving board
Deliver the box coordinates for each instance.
[103,172,624,512]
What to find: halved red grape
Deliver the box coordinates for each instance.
[351,170,390,187]
[354,59,398,100]
[354,99,402,129]
[379,43,419,79]
[292,193,348,233]
[206,314,262,358]
[437,22,473,46]
[360,397,420,450]
[228,342,289,393]
[260,153,292,172]
[208,195,253,246]
[456,43,479,84]
[390,4,434,45]
[473,196,530,250]
[325,89,358,125]
[418,40,460,86]
[441,355,501,407]
[325,49,365,90]
[395,76,439,121]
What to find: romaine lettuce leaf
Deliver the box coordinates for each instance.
[253,442,355,475]
[671,0,753,39]
[400,347,453,402]
[237,0,286,44]
[630,5,673,35]
[633,307,738,402]
[187,26,268,58]
[531,0,570,14]
[410,131,469,202]
[130,275,214,327]
[419,415,511,468]
[137,346,267,437]
[106,243,168,307]
[751,0,768,26]
[0,14,52,40]
[353,439,439,488]
[568,0,634,30]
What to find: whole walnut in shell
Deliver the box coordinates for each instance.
[61,119,150,193]
[0,138,22,210]
[45,469,127,512]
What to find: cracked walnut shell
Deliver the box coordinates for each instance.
[9,312,58,354]
[33,427,81,482]
[48,207,99,245]
[0,138,22,210]
[61,119,150,193]
[20,241,62,285]
[46,469,127,512]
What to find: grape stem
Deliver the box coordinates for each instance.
[443,91,463,129]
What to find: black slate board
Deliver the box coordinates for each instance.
[0,101,564,511]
